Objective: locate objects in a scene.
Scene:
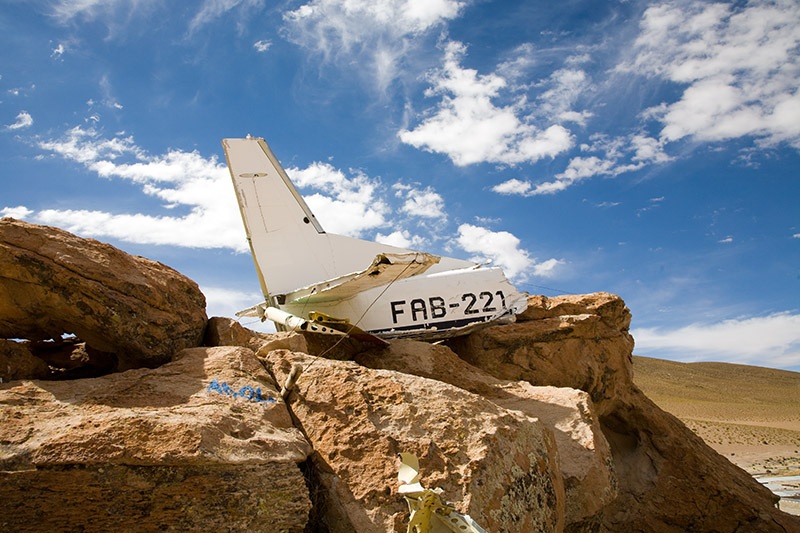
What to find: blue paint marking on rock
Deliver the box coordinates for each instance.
[207,379,276,403]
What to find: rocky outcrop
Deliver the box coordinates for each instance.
[355,340,617,530]
[0,345,312,531]
[0,218,207,370]
[446,292,799,532]
[2,218,797,533]
[261,348,565,532]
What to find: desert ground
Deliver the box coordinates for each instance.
[633,356,800,515]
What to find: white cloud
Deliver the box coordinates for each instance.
[559,110,593,126]
[718,236,733,243]
[374,229,426,250]
[537,68,591,121]
[189,0,266,34]
[455,223,561,280]
[99,74,123,110]
[633,312,800,370]
[523,132,670,196]
[497,43,536,82]
[253,39,271,52]
[531,258,563,277]
[6,111,33,130]
[630,134,672,163]
[202,285,277,333]
[33,126,247,251]
[286,162,389,236]
[625,0,800,149]
[492,178,531,196]
[51,43,66,59]
[393,184,445,218]
[794,233,800,239]
[0,206,33,219]
[399,41,573,166]
[283,0,464,93]
[50,0,160,27]
[202,285,261,318]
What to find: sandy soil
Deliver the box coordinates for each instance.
[633,356,800,515]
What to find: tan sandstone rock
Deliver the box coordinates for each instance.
[447,293,800,532]
[0,339,49,382]
[356,339,617,530]
[0,346,312,531]
[0,218,207,370]
[205,316,309,354]
[446,292,634,415]
[261,348,566,532]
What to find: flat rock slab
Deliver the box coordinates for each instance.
[0,218,207,370]
[0,346,312,531]
[0,463,307,532]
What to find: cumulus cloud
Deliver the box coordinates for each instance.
[495,132,671,197]
[286,162,389,236]
[492,178,531,196]
[399,41,573,166]
[374,229,427,250]
[6,111,33,130]
[202,285,261,318]
[283,0,465,92]
[537,68,591,121]
[32,126,247,250]
[0,206,33,219]
[625,0,800,149]
[455,223,562,280]
[633,312,800,370]
[393,183,445,218]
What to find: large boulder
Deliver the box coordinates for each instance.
[355,339,617,530]
[0,218,207,370]
[0,345,312,531]
[447,293,800,532]
[447,292,634,415]
[261,348,566,532]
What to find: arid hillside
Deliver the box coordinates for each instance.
[632,355,800,476]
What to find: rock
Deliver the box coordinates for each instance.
[204,316,310,354]
[261,349,565,532]
[447,293,800,532]
[446,292,634,414]
[0,218,207,370]
[0,339,49,382]
[356,339,617,530]
[27,338,117,379]
[0,345,312,531]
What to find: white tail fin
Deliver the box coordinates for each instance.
[223,138,468,303]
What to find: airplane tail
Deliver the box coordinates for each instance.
[223,137,457,307]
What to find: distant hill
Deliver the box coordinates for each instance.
[633,355,800,477]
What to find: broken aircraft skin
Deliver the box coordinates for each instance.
[222,137,528,342]
[398,452,488,533]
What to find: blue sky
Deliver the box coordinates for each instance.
[1,0,799,371]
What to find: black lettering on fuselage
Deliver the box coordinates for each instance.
[410,298,427,321]
[429,297,446,318]
[390,290,508,326]
[390,300,406,324]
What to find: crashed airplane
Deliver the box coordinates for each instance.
[222,137,528,343]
